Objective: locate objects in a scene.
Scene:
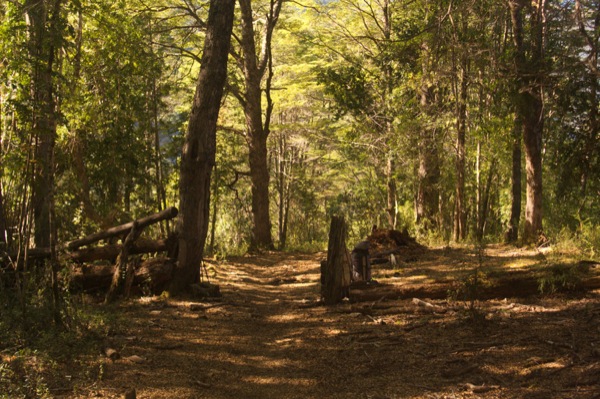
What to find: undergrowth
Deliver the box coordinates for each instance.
[448,242,491,324]
[0,264,119,398]
[537,262,591,294]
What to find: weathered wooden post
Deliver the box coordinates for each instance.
[321,216,351,305]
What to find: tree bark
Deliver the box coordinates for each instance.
[27,0,61,250]
[415,44,440,232]
[509,0,546,243]
[234,0,283,250]
[454,57,469,242]
[506,114,522,243]
[386,156,397,229]
[321,216,351,305]
[416,133,440,231]
[169,0,235,295]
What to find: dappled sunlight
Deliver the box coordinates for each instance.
[71,249,600,399]
[504,258,539,269]
[242,375,316,387]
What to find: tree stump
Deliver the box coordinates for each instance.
[321,216,351,305]
[105,221,142,304]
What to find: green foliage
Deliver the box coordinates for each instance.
[317,65,373,118]
[0,264,118,399]
[538,263,591,295]
[0,354,52,399]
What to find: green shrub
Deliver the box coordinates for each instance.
[538,262,590,294]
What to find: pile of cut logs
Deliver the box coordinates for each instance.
[2,207,179,300]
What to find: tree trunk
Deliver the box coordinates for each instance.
[169,0,235,295]
[574,0,600,216]
[509,0,546,243]
[386,156,397,229]
[208,164,219,254]
[506,114,522,243]
[27,0,61,250]
[454,58,468,242]
[477,159,497,240]
[415,45,440,232]
[321,216,351,305]
[237,0,281,250]
[276,132,287,249]
[26,0,63,326]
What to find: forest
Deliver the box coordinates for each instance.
[1,0,600,398]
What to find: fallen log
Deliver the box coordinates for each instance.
[68,239,170,263]
[1,209,178,264]
[3,238,172,264]
[70,257,175,294]
[349,274,600,302]
[67,207,178,250]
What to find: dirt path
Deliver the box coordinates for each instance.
[69,248,600,399]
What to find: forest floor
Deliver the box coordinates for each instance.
[57,244,600,399]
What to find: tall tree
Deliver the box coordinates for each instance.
[574,0,600,213]
[170,0,235,294]
[229,0,283,250]
[26,0,63,249]
[509,0,546,243]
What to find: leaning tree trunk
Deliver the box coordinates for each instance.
[169,0,235,295]
[321,216,351,305]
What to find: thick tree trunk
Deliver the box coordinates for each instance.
[27,0,61,250]
[415,47,440,231]
[523,95,544,242]
[509,0,546,244]
[321,216,351,305]
[170,0,235,295]
[416,129,440,231]
[248,132,274,250]
[26,0,63,326]
[238,0,279,250]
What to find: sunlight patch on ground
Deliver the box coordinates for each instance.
[242,375,315,386]
[505,258,538,269]
[266,313,305,323]
[404,274,434,283]
[245,355,293,368]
